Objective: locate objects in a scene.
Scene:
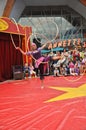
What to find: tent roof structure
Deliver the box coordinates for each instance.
[0,0,86,21]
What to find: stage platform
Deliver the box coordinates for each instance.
[0,75,86,130]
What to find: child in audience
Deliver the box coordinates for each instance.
[29,63,36,78]
[24,63,30,78]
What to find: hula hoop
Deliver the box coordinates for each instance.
[33,19,59,43]
[10,18,86,82]
[10,18,52,64]
[11,18,21,48]
[26,32,52,64]
[62,71,85,82]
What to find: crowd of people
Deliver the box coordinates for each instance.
[49,47,86,76]
[17,38,86,79]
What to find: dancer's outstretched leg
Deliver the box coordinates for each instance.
[39,64,45,89]
[41,80,44,89]
[40,76,44,89]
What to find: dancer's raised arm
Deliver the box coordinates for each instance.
[16,47,27,55]
[40,42,50,50]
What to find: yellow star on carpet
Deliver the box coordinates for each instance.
[45,84,86,103]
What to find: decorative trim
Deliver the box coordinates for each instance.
[0,18,9,31]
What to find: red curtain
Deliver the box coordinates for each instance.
[0,33,23,82]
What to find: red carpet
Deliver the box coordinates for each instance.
[0,76,86,130]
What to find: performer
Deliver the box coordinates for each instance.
[16,42,51,88]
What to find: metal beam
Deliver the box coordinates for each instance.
[80,0,86,6]
[2,0,16,17]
